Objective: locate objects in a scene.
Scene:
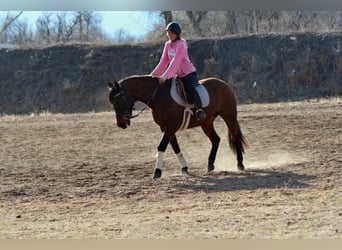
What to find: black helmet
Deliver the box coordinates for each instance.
[165,22,182,34]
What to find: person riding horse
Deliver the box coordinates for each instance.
[108,22,246,179]
[151,21,207,120]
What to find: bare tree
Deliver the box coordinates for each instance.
[185,11,208,36]
[81,11,103,41]
[224,11,238,34]
[72,11,103,42]
[35,11,103,45]
[12,19,33,47]
[55,12,78,43]
[112,28,136,44]
[288,11,319,31]
[76,11,84,41]
[330,11,342,30]
[161,11,173,26]
[56,12,68,43]
[0,11,23,36]
[36,12,54,45]
[2,11,341,47]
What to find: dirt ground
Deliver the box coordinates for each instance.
[0,98,341,239]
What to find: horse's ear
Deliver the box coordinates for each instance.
[114,81,120,89]
[107,82,114,88]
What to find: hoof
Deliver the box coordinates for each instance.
[208,164,215,172]
[152,168,162,179]
[181,167,189,175]
[237,164,245,171]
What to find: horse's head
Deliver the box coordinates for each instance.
[108,81,135,129]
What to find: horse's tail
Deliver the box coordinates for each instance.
[228,120,247,154]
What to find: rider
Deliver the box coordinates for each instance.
[151,21,207,120]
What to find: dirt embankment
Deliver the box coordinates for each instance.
[0,32,341,114]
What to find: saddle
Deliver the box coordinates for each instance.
[170,77,209,108]
[170,77,210,131]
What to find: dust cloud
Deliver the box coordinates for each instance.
[214,148,309,171]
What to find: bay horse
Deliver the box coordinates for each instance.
[107,75,246,179]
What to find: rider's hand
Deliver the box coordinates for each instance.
[158,77,166,84]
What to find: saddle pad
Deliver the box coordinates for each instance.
[170,78,209,108]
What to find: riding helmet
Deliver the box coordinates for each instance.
[165,22,182,34]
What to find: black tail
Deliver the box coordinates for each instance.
[228,121,247,154]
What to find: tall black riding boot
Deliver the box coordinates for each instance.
[192,91,207,120]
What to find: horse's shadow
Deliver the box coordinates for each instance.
[175,168,316,193]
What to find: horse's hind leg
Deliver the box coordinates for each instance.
[170,135,189,175]
[224,119,246,171]
[201,123,221,172]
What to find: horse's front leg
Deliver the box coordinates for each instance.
[153,131,173,179]
[170,135,189,175]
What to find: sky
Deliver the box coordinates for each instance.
[0,11,160,38]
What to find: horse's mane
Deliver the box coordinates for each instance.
[118,75,154,85]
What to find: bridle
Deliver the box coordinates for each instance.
[110,82,160,120]
[110,89,130,118]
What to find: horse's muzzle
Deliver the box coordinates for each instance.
[116,116,131,129]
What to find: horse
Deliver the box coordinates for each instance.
[107,75,246,179]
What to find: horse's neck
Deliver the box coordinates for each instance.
[123,77,159,105]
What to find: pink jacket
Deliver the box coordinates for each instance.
[151,39,196,80]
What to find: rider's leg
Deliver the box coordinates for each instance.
[180,72,207,120]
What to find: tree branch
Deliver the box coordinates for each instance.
[0,11,23,35]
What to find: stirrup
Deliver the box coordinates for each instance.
[195,109,206,120]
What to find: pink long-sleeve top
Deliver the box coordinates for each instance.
[151,39,196,80]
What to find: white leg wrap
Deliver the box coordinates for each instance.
[155,151,164,170]
[176,152,187,169]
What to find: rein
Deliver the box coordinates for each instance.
[125,83,161,119]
